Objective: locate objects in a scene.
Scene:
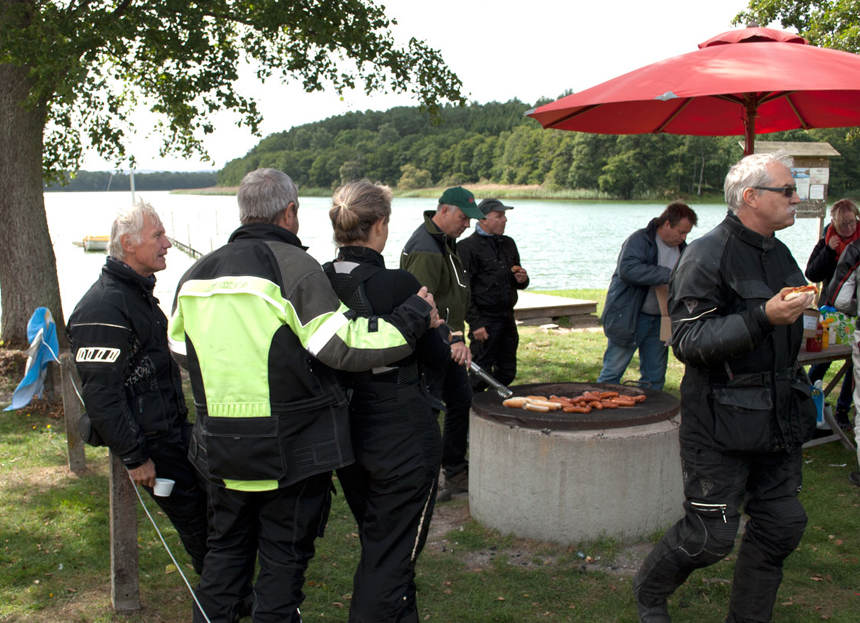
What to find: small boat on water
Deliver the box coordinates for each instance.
[82,235,109,252]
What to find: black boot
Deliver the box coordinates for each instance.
[632,582,671,622]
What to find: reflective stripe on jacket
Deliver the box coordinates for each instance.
[170,224,430,491]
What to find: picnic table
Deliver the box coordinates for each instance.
[798,344,857,452]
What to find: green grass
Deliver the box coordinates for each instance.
[2,290,859,621]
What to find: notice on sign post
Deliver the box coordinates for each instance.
[809,168,830,184]
[792,166,828,219]
[795,176,810,201]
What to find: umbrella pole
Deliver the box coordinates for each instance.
[744,97,757,156]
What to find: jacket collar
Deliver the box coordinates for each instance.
[645,218,661,238]
[229,223,308,250]
[724,211,776,251]
[423,210,443,235]
[475,222,495,237]
[423,210,457,252]
[104,256,156,292]
[336,245,386,268]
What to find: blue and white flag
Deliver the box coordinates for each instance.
[4,307,61,411]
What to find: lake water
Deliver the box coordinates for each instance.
[23,191,826,319]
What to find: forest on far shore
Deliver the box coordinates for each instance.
[216,99,860,201]
[45,101,860,201]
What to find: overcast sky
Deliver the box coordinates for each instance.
[81,0,761,172]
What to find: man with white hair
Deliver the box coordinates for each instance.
[633,152,818,623]
[68,200,209,574]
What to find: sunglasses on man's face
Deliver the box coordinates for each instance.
[752,186,798,198]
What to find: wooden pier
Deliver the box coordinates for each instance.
[168,237,203,259]
[514,291,599,328]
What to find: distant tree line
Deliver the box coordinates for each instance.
[216,100,860,200]
[45,170,218,192]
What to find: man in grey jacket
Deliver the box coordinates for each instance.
[597,202,696,390]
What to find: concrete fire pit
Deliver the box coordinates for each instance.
[469,382,683,543]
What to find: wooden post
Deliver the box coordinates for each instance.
[60,352,86,473]
[109,452,140,612]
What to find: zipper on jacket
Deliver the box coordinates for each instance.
[690,501,727,523]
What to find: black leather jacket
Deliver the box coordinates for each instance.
[324,246,448,384]
[457,229,528,330]
[68,258,188,468]
[171,226,432,489]
[669,213,816,452]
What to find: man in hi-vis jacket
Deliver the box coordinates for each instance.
[169,168,437,623]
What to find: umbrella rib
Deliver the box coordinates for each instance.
[713,94,745,105]
[783,94,811,129]
[547,104,603,128]
[757,90,794,105]
[754,90,810,128]
[655,98,694,133]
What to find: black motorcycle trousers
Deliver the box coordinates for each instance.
[634,443,807,622]
[338,383,441,623]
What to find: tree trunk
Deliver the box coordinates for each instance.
[0,61,66,348]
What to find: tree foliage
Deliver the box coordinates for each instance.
[736,0,860,53]
[2,0,464,180]
[734,1,860,144]
[0,0,464,344]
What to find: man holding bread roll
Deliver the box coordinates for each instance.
[458,198,529,394]
[633,151,818,623]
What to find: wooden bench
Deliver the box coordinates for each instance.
[514,291,599,328]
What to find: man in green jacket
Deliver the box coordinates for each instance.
[401,186,485,501]
[170,168,438,623]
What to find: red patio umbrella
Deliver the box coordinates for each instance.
[527,26,860,155]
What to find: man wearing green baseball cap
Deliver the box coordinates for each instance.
[401,186,483,501]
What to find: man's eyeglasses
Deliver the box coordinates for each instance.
[752,186,797,198]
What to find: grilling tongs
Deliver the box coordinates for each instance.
[469,360,513,399]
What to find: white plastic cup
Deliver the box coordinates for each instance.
[153,478,175,497]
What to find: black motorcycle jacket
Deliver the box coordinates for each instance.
[68,258,188,468]
[669,213,816,452]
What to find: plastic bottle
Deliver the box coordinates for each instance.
[812,380,825,428]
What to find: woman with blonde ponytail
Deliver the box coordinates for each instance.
[324,180,447,623]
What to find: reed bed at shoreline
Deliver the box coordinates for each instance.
[172,185,729,204]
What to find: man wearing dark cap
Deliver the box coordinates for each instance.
[401,186,485,501]
[458,199,529,393]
